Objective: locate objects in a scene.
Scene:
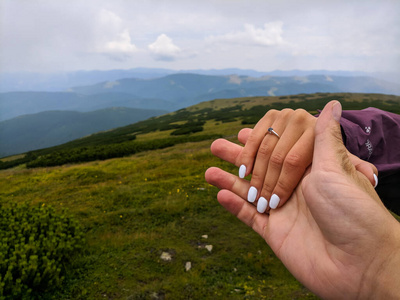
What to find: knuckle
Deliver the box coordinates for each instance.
[281,108,294,114]
[237,153,252,167]
[294,108,308,116]
[269,152,285,169]
[262,109,278,120]
[257,142,273,157]
[262,181,275,193]
[266,109,278,116]
[292,109,314,126]
[280,108,294,119]
[275,179,292,195]
[246,133,259,145]
[249,211,258,229]
[283,153,305,170]
[292,109,309,123]
[250,171,265,184]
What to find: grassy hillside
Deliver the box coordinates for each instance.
[2,92,399,170]
[1,93,399,299]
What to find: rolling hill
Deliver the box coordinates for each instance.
[0,107,167,157]
[70,73,400,107]
[2,73,399,122]
[0,91,173,121]
[2,92,399,170]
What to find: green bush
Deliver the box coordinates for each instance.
[0,202,85,299]
[170,126,204,135]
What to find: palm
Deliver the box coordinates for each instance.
[207,164,393,299]
[264,172,367,299]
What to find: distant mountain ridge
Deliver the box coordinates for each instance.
[0,107,167,157]
[70,73,400,104]
[1,68,399,93]
[0,91,172,121]
[1,73,399,122]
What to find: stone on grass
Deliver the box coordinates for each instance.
[185,261,192,271]
[205,245,213,252]
[160,252,172,261]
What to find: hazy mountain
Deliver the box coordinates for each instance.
[2,68,399,93]
[70,73,400,105]
[0,91,173,121]
[0,68,174,93]
[2,73,399,122]
[0,107,167,157]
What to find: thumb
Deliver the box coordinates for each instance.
[312,100,349,172]
[309,100,383,206]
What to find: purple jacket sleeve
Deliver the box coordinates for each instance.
[340,108,400,178]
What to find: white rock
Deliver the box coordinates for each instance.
[185,261,192,271]
[205,245,213,252]
[201,235,208,239]
[160,252,172,261]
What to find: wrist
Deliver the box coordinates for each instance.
[359,220,400,299]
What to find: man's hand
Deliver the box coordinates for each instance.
[205,101,400,299]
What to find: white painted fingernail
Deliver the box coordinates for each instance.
[373,174,378,188]
[257,197,268,213]
[239,165,246,179]
[247,186,257,203]
[269,194,280,209]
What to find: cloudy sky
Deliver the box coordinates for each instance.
[1,0,399,73]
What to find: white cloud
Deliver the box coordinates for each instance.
[104,29,138,54]
[97,8,123,32]
[148,34,182,61]
[94,9,138,60]
[207,22,286,47]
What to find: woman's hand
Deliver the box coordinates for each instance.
[214,108,378,213]
[237,108,317,211]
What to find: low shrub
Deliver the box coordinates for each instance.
[170,126,204,135]
[0,202,85,299]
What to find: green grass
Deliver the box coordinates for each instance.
[0,143,316,299]
[1,93,400,298]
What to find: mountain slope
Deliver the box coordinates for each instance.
[2,92,399,169]
[2,73,399,122]
[70,73,400,105]
[0,107,167,157]
[0,92,173,121]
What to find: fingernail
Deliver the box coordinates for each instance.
[257,197,268,213]
[269,194,280,209]
[247,186,257,203]
[373,174,378,188]
[239,165,246,179]
[332,101,342,122]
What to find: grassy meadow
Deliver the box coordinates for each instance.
[1,93,400,299]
